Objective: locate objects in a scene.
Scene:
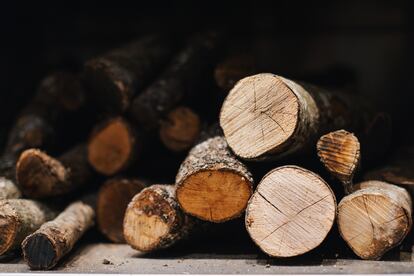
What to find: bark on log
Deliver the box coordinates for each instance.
[159,106,201,152]
[0,199,56,255]
[245,165,336,257]
[16,144,92,198]
[338,180,412,260]
[129,31,221,131]
[83,35,175,113]
[97,178,147,243]
[176,136,253,223]
[317,130,360,194]
[22,200,95,270]
[123,184,194,252]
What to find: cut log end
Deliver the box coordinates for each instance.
[0,204,18,255]
[220,74,299,160]
[160,107,201,152]
[97,178,147,243]
[88,117,135,176]
[246,166,336,257]
[16,149,66,198]
[22,233,56,270]
[177,170,252,222]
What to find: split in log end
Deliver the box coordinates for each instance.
[22,233,56,270]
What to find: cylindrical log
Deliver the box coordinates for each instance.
[97,178,147,243]
[16,144,92,198]
[87,117,138,176]
[0,199,56,255]
[176,136,253,223]
[22,200,95,270]
[219,73,364,161]
[338,180,412,260]
[245,165,336,257]
[123,184,194,252]
[0,178,21,199]
[129,31,221,131]
[83,35,175,113]
[159,106,201,152]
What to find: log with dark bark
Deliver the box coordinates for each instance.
[338,180,412,260]
[83,35,175,113]
[97,178,147,243]
[0,199,57,255]
[245,165,336,257]
[16,144,92,198]
[123,184,194,252]
[129,31,221,131]
[176,136,253,223]
[22,200,95,269]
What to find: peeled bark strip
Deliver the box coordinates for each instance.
[317,130,360,194]
[124,184,194,252]
[22,201,95,270]
[0,199,56,255]
[220,73,361,161]
[16,144,92,198]
[129,31,221,131]
[88,117,138,176]
[176,136,253,223]
[97,178,147,243]
[245,165,336,257]
[159,106,201,152]
[338,180,412,260]
[84,35,175,113]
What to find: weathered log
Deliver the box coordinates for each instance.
[123,184,194,252]
[97,178,147,243]
[245,165,336,257]
[159,106,201,152]
[22,200,95,269]
[0,199,56,255]
[129,31,221,131]
[317,130,360,194]
[16,144,92,198]
[176,136,253,223]
[83,35,175,113]
[338,180,412,260]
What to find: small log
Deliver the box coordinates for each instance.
[129,31,221,131]
[123,184,194,252]
[317,130,360,194]
[16,144,92,198]
[97,178,147,243]
[87,117,138,176]
[338,180,412,260]
[0,178,21,199]
[176,136,253,223]
[0,199,56,255]
[159,106,201,152]
[84,35,175,113]
[245,165,336,257]
[22,200,95,269]
[219,73,367,161]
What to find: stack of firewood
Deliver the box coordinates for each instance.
[0,31,412,270]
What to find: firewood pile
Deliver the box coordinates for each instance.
[0,31,412,270]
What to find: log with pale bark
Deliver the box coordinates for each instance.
[245,165,336,257]
[337,180,412,260]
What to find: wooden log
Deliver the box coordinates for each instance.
[22,200,95,269]
[87,117,138,176]
[97,178,147,243]
[338,180,412,260]
[317,130,360,194]
[83,35,175,113]
[159,106,201,152]
[176,136,253,223]
[0,199,56,255]
[0,178,21,199]
[123,184,194,252]
[219,73,365,161]
[129,31,221,131]
[16,144,92,198]
[245,165,336,257]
